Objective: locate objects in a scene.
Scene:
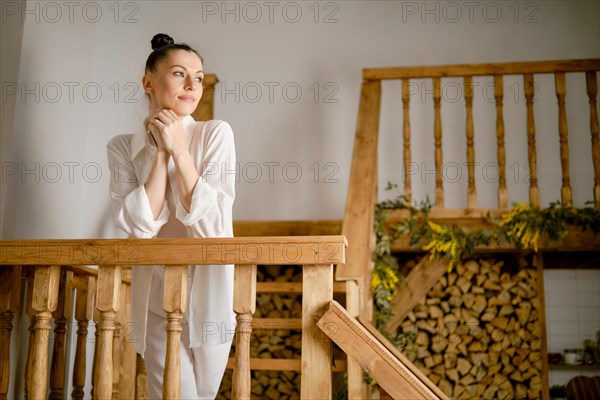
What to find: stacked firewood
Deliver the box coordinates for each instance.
[400,256,543,399]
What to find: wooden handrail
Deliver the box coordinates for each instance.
[0,236,346,400]
[0,236,346,266]
[363,59,600,80]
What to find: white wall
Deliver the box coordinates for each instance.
[1,0,599,240]
[544,269,600,387]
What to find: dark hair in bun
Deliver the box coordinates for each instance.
[145,33,203,73]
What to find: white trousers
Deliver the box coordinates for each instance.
[144,267,232,399]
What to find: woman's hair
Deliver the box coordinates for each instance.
[145,33,203,73]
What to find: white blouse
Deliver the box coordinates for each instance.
[106,115,236,355]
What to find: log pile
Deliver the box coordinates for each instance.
[399,256,543,399]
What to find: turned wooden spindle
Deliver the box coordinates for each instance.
[29,265,61,400]
[91,304,100,398]
[23,273,35,400]
[72,275,95,400]
[162,265,187,400]
[494,75,508,208]
[0,267,21,400]
[555,72,573,207]
[232,264,257,400]
[111,282,128,400]
[524,74,540,206]
[402,79,412,201]
[464,76,477,209]
[49,269,73,400]
[586,71,600,205]
[433,77,444,208]
[301,264,334,399]
[94,265,122,400]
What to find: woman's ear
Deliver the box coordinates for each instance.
[142,74,153,94]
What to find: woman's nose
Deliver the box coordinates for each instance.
[185,76,197,90]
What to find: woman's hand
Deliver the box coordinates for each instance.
[147,109,188,157]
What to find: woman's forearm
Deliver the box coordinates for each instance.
[172,150,200,212]
[144,150,170,219]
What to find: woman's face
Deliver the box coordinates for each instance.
[143,49,204,117]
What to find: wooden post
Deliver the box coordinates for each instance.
[192,74,219,122]
[29,265,61,400]
[402,78,412,201]
[555,72,573,207]
[301,264,333,399]
[464,76,477,209]
[49,269,73,400]
[524,74,540,206]
[232,264,257,400]
[345,280,367,399]
[433,77,444,208]
[0,266,21,400]
[586,71,600,206]
[94,265,122,400]
[535,254,550,400]
[72,275,95,400]
[162,265,187,400]
[494,75,508,208]
[338,80,381,281]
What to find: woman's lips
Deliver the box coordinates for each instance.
[178,95,196,102]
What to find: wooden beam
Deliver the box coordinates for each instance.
[234,220,342,237]
[225,358,347,372]
[386,260,448,332]
[256,281,346,294]
[317,301,449,400]
[0,236,347,266]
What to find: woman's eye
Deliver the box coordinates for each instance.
[195,77,203,83]
[174,71,184,77]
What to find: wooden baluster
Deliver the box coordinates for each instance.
[162,265,187,400]
[29,265,61,400]
[586,71,600,205]
[232,264,257,400]
[91,303,100,398]
[23,273,35,400]
[433,77,444,208]
[464,76,477,209]
[94,265,122,400]
[49,269,73,400]
[494,75,508,208]
[72,275,95,400]
[301,264,333,399]
[118,279,137,400]
[555,72,573,206]
[402,79,412,201]
[524,74,540,206]
[111,282,127,399]
[0,266,21,400]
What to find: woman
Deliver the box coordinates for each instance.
[107,33,236,399]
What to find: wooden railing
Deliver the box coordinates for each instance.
[0,236,346,399]
[337,59,600,397]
